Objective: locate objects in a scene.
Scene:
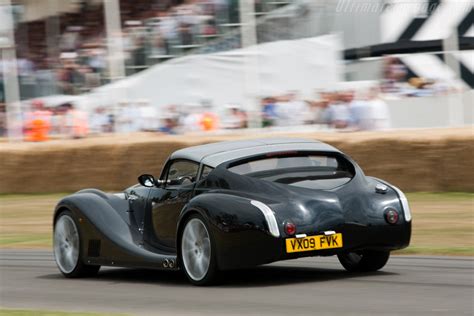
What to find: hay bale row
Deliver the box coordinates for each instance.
[1,129,472,193]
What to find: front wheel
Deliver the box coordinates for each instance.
[53,210,100,278]
[337,250,390,272]
[180,215,218,285]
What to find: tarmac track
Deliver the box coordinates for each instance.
[0,250,473,315]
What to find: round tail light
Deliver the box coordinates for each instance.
[384,209,399,224]
[284,222,296,235]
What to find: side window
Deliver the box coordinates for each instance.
[200,165,214,180]
[167,160,199,185]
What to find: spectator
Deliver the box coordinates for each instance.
[367,87,391,130]
[150,32,167,56]
[200,110,219,131]
[86,49,106,74]
[223,105,247,129]
[57,54,84,94]
[275,91,310,126]
[59,26,82,52]
[382,57,407,93]
[159,117,179,134]
[24,100,52,142]
[306,96,329,125]
[63,103,88,139]
[116,101,137,133]
[0,103,6,137]
[349,87,391,131]
[179,23,194,46]
[106,110,115,133]
[89,107,110,134]
[237,108,248,129]
[261,97,278,127]
[0,75,4,104]
[158,10,179,54]
[131,36,147,71]
[318,91,337,124]
[327,91,351,129]
[349,92,371,131]
[180,104,204,132]
[50,104,67,135]
[138,100,159,131]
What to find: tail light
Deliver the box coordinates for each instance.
[284,222,296,235]
[384,208,399,224]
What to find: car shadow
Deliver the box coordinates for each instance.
[39,264,398,287]
[220,266,397,288]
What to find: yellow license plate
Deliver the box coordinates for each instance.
[286,233,343,253]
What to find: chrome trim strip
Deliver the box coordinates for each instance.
[250,200,280,237]
[391,185,412,222]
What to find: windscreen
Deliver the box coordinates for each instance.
[228,153,354,190]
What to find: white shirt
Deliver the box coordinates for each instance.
[274,100,310,126]
[139,105,158,130]
[369,99,391,130]
[328,103,351,123]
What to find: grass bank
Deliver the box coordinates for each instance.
[0,193,472,255]
[0,309,127,316]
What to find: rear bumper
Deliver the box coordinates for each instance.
[214,222,411,270]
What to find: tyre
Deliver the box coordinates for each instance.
[53,210,100,278]
[337,250,390,272]
[180,214,218,285]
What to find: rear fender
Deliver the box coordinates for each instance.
[178,193,272,237]
[177,193,281,270]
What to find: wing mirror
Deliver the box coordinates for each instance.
[138,174,157,187]
[138,174,168,187]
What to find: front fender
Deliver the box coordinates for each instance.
[55,192,133,244]
[54,191,175,268]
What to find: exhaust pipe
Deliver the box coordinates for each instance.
[162,259,176,269]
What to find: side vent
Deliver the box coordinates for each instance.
[87,240,101,257]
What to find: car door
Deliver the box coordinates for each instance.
[148,159,200,250]
[126,185,152,235]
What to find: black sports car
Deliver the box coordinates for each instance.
[53,138,411,285]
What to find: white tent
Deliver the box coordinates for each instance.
[92,34,342,114]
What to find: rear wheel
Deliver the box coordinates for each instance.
[53,210,100,278]
[337,250,390,272]
[180,215,218,285]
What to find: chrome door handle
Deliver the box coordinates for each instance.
[128,195,139,201]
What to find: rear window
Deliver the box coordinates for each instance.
[229,155,338,174]
[228,153,354,189]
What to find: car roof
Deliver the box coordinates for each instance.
[170,138,340,168]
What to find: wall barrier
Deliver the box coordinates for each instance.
[0,128,472,193]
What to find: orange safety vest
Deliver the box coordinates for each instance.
[25,110,52,142]
[200,112,219,131]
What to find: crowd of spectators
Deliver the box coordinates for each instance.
[8,100,91,141]
[4,0,283,101]
[1,2,468,139]
[1,53,468,140]
[84,87,391,135]
[0,84,394,140]
[259,88,391,131]
[2,1,465,107]
[380,57,465,97]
